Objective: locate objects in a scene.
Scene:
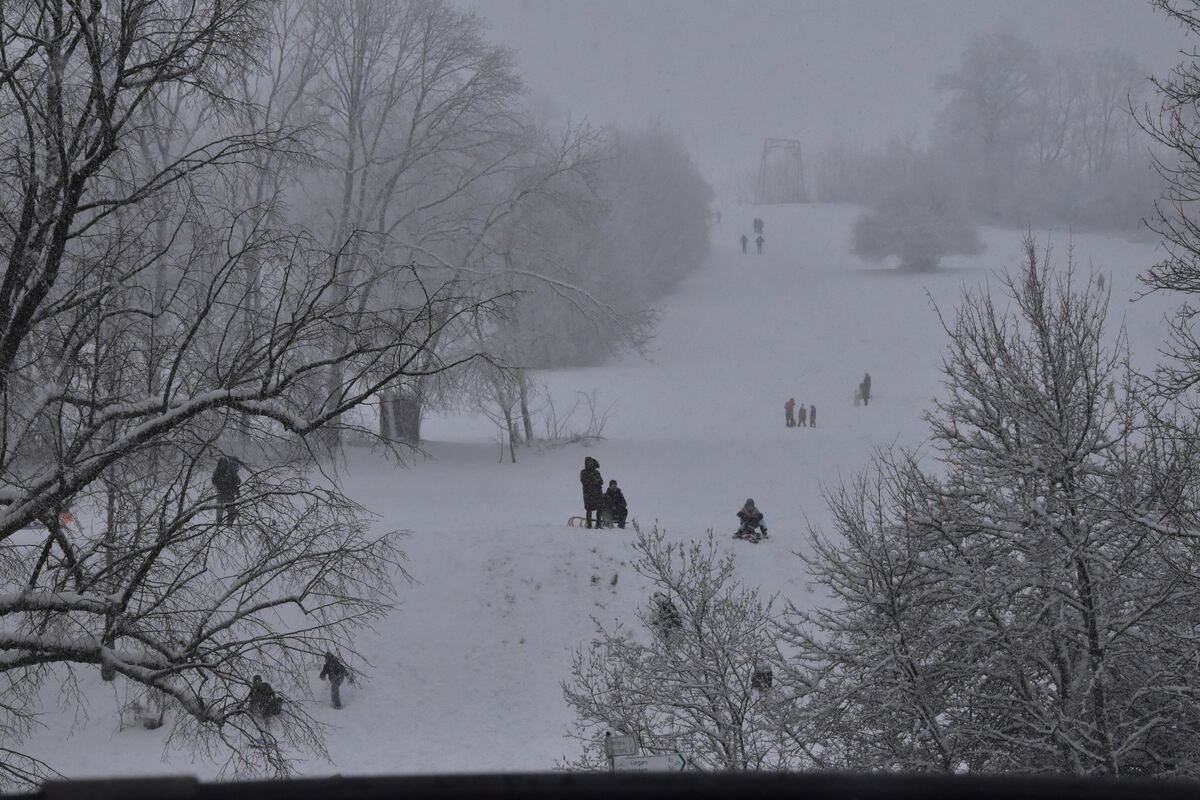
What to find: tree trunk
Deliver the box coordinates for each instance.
[518,371,535,444]
[381,393,422,446]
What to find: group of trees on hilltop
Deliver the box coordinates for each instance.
[566,1,1200,777]
[834,31,1156,271]
[0,0,710,785]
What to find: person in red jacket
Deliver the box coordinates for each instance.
[784,397,796,427]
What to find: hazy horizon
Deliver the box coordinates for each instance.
[466,0,1192,188]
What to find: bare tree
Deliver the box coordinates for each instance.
[935,32,1042,219]
[563,527,796,772]
[786,240,1200,776]
[0,0,500,784]
[1141,0,1200,406]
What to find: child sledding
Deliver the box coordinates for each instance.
[734,498,768,543]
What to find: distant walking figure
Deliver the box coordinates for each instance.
[740,234,748,254]
[784,397,796,427]
[797,403,807,427]
[860,373,872,407]
[809,404,816,428]
[753,216,764,235]
[755,235,764,255]
[1097,273,1106,291]
[319,652,348,710]
[212,455,241,526]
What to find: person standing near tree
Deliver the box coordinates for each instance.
[319,652,348,710]
[580,456,604,529]
[212,455,241,526]
[245,674,282,721]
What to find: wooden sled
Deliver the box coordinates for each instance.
[567,515,617,529]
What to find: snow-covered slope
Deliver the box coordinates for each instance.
[20,204,1174,778]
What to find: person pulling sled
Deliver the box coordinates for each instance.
[735,498,768,543]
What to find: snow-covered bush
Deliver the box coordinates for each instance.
[562,527,796,771]
[850,143,983,272]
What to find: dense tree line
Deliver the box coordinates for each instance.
[818,32,1156,244]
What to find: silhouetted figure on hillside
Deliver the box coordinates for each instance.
[735,498,768,541]
[651,591,682,635]
[752,664,773,691]
[580,456,604,529]
[755,235,764,255]
[212,456,241,526]
[603,480,628,529]
[861,373,872,406]
[246,675,282,720]
[740,233,748,254]
[319,652,348,710]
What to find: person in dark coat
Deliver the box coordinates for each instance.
[651,591,682,633]
[740,233,748,254]
[797,403,807,427]
[319,652,348,709]
[784,397,795,427]
[860,374,871,407]
[809,404,816,428]
[246,674,282,719]
[736,498,768,540]
[212,456,241,525]
[755,235,764,255]
[580,456,604,528]
[603,480,628,529]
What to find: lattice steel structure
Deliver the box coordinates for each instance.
[756,138,807,204]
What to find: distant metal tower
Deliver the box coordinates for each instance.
[756,138,807,204]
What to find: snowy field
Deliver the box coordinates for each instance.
[19,203,1177,779]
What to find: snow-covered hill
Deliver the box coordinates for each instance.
[19,204,1174,778]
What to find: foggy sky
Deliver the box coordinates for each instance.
[465,0,1191,189]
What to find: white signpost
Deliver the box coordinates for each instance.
[605,735,638,758]
[612,753,688,773]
